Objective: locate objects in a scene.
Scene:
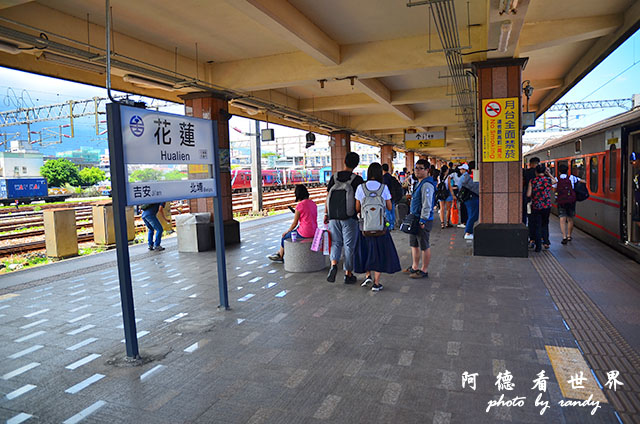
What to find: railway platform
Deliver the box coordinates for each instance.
[0,213,639,423]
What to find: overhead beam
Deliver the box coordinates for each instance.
[299,93,375,112]
[391,86,449,105]
[519,14,622,53]
[208,26,487,90]
[529,79,563,91]
[0,1,31,10]
[537,1,640,114]
[225,0,340,66]
[355,78,414,120]
[350,109,459,131]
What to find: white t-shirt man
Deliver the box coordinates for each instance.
[355,180,392,203]
[557,174,579,188]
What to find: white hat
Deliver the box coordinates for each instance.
[460,163,470,170]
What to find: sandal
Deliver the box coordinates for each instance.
[561,238,568,245]
[567,237,572,241]
[409,270,429,279]
[441,223,445,229]
[268,253,283,263]
[543,244,550,249]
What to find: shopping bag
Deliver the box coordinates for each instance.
[310,226,324,252]
[322,230,331,256]
[451,200,459,225]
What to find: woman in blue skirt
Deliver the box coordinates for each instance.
[354,162,401,291]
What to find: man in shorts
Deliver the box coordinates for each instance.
[557,163,585,244]
[404,159,437,279]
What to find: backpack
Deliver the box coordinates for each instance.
[326,172,357,220]
[435,180,449,201]
[387,175,404,203]
[360,183,387,236]
[555,177,576,205]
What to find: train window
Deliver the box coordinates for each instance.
[575,139,582,153]
[589,156,598,193]
[571,158,585,179]
[609,145,617,192]
[602,155,606,193]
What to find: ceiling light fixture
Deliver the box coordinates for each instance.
[123,74,175,91]
[497,20,512,53]
[0,40,20,55]
[40,52,105,74]
[498,0,519,15]
[229,100,262,116]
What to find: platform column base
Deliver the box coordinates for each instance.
[210,219,241,248]
[473,223,528,258]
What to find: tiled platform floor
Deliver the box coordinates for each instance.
[0,213,638,423]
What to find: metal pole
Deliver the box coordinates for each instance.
[106,102,139,358]
[211,120,230,309]
[251,120,263,212]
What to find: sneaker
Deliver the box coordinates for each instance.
[361,276,373,287]
[543,244,550,250]
[268,253,283,263]
[528,241,536,249]
[148,246,154,251]
[154,246,165,251]
[409,270,428,279]
[344,274,357,284]
[463,233,474,240]
[457,224,466,228]
[327,265,338,283]
[371,284,384,292]
[561,238,568,245]
[402,266,417,274]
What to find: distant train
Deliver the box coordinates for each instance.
[231,167,332,192]
[525,107,640,262]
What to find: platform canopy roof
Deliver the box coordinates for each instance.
[0,0,638,160]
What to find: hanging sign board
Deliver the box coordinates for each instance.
[605,128,621,149]
[482,97,519,162]
[404,130,446,149]
[119,105,216,205]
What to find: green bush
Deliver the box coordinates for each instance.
[41,158,81,187]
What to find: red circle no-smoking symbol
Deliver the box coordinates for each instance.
[485,101,501,117]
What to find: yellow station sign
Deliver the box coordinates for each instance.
[482,97,519,162]
[404,130,446,149]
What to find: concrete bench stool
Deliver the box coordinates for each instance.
[283,238,328,273]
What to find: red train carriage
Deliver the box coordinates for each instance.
[525,107,640,263]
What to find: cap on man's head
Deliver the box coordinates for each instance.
[460,163,469,171]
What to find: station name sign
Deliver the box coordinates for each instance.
[119,105,216,205]
[404,130,446,149]
[121,105,214,165]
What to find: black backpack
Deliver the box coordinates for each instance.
[387,176,404,203]
[436,181,449,201]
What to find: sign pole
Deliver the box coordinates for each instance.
[106,102,140,358]
[211,121,230,309]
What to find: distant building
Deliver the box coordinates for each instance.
[55,147,101,169]
[0,141,44,177]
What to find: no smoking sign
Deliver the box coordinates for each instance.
[485,101,501,117]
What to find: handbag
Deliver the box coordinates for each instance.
[456,187,473,203]
[400,213,420,235]
[574,181,589,202]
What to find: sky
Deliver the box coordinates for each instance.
[1,28,639,155]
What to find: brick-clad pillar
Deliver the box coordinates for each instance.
[179,92,240,245]
[330,131,351,173]
[405,151,415,171]
[380,145,394,171]
[472,58,528,257]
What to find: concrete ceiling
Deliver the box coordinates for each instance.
[0,0,638,160]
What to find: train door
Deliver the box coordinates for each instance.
[627,132,640,248]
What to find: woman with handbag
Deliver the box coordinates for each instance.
[353,162,401,292]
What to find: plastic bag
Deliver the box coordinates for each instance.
[451,200,459,225]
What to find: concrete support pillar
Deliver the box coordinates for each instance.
[180,92,240,245]
[380,144,394,171]
[251,120,263,213]
[330,131,351,173]
[405,151,415,171]
[472,58,528,257]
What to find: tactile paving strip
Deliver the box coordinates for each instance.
[531,252,640,424]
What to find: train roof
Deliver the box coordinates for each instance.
[526,106,640,157]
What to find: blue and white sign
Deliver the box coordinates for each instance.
[120,105,214,165]
[127,179,216,206]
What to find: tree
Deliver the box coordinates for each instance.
[163,170,186,181]
[40,158,81,187]
[79,167,106,186]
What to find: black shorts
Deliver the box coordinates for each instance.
[558,203,576,218]
[409,221,433,250]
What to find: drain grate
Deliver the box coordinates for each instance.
[530,252,640,423]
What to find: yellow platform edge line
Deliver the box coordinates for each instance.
[545,345,607,403]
